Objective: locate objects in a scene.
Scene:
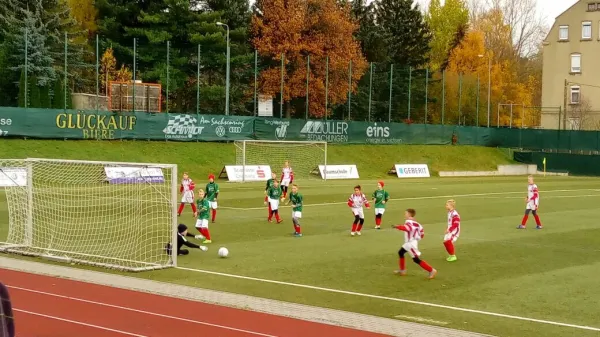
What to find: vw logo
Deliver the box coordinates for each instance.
[215,126,226,137]
[228,126,243,133]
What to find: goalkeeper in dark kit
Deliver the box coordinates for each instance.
[165,224,208,256]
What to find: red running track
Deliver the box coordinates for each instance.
[0,269,391,337]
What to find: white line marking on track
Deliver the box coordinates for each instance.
[174,266,600,332]
[14,309,148,336]
[219,188,600,210]
[8,286,279,337]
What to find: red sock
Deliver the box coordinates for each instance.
[521,214,529,226]
[399,257,405,270]
[294,224,301,234]
[177,203,185,215]
[268,211,273,221]
[534,214,541,226]
[419,260,433,272]
[357,224,363,232]
[275,212,281,221]
[211,209,217,221]
[191,203,197,213]
[376,218,381,226]
[351,223,357,232]
[201,228,211,240]
[443,240,455,255]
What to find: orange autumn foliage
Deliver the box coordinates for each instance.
[252,0,367,118]
[443,30,535,127]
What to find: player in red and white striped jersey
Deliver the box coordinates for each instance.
[280,161,294,198]
[392,209,437,279]
[518,175,543,229]
[177,172,197,216]
[347,185,370,236]
[444,199,460,262]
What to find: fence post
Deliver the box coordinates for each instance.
[325,56,329,121]
[280,53,284,119]
[24,29,28,109]
[133,38,136,113]
[166,41,170,113]
[96,35,99,112]
[254,49,258,116]
[425,68,429,124]
[64,32,68,110]
[407,66,412,120]
[348,60,352,120]
[197,44,201,114]
[368,62,373,122]
[442,70,445,125]
[388,64,394,123]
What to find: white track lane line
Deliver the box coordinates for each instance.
[8,286,279,337]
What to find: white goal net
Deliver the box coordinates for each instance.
[0,158,178,272]
[234,140,327,181]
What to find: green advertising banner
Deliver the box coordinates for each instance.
[4,106,600,152]
[0,107,254,141]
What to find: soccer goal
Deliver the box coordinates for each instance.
[0,158,178,272]
[234,140,328,181]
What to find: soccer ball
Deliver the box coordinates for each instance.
[218,247,229,258]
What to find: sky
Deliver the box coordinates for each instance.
[414,0,580,26]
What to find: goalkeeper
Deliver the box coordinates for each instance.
[165,224,208,256]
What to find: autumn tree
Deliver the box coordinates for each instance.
[426,0,469,71]
[66,0,97,36]
[252,0,367,118]
[99,47,132,95]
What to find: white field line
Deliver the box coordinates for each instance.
[175,266,600,333]
[9,286,278,337]
[14,309,148,337]
[219,188,600,211]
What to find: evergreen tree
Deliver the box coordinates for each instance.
[52,79,65,109]
[40,84,51,108]
[29,76,41,108]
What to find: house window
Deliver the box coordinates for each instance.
[571,86,581,104]
[589,3,597,11]
[571,54,581,73]
[582,21,592,39]
[559,25,569,40]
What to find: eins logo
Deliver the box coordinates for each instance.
[366,123,390,138]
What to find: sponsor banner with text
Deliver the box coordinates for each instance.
[225,165,272,182]
[0,168,27,187]
[318,165,360,179]
[104,166,165,184]
[394,164,430,178]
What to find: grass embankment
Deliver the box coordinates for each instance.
[0,139,512,177]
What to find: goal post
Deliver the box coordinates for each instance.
[0,158,178,272]
[234,140,328,182]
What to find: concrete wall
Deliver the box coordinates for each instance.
[72,93,108,111]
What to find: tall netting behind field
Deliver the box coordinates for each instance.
[234,141,327,180]
[0,158,177,271]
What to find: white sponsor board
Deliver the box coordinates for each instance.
[104,166,165,184]
[394,164,430,178]
[258,95,274,117]
[225,165,272,182]
[0,168,27,187]
[318,165,360,180]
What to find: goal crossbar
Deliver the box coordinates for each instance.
[0,158,178,272]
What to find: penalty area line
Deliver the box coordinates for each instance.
[175,266,600,332]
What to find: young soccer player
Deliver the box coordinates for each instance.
[286,184,303,237]
[165,224,208,256]
[280,161,294,198]
[206,174,219,223]
[392,209,437,279]
[348,185,370,236]
[177,172,197,216]
[372,181,390,229]
[518,175,542,229]
[194,189,212,244]
[264,172,277,219]
[267,180,284,223]
[444,199,461,262]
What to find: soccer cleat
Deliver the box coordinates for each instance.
[536,225,543,229]
[202,239,212,244]
[428,269,438,279]
[446,255,457,262]
[394,270,407,276]
[374,226,381,230]
[268,219,273,223]
[199,246,208,252]
[350,232,356,236]
[356,232,362,236]
[294,233,303,237]
[277,220,283,224]
[194,235,205,240]
[516,225,526,229]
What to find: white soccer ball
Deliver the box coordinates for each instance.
[218,247,229,258]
